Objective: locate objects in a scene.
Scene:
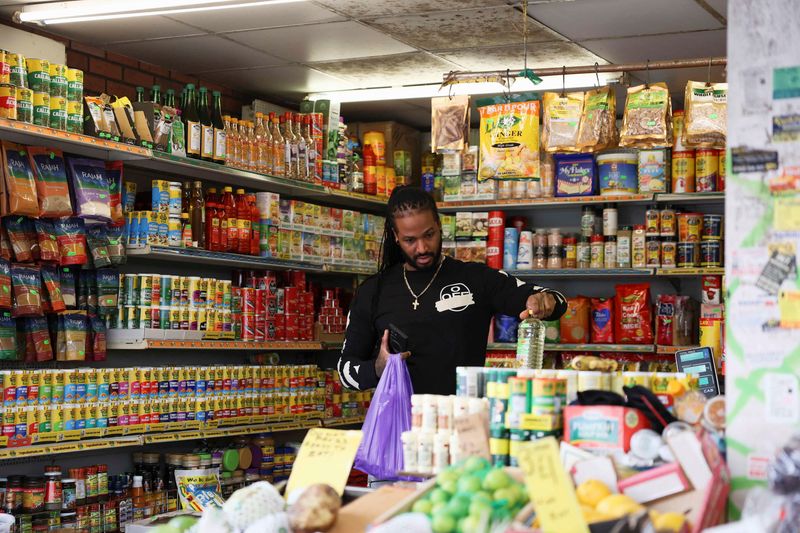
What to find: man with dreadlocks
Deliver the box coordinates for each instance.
[337,186,567,395]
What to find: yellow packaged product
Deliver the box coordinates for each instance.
[577,86,617,152]
[477,94,540,181]
[542,91,584,152]
[684,81,727,148]
[620,83,672,148]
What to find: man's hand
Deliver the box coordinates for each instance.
[520,292,557,320]
[375,329,411,378]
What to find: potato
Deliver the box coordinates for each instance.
[288,484,341,533]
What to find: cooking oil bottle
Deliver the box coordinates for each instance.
[516,315,546,369]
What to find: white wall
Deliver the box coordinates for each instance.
[0,23,65,64]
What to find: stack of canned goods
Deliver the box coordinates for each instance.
[0,50,83,132]
[643,206,724,269]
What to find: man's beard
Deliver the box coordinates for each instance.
[402,245,442,272]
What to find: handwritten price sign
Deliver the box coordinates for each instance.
[286,428,362,497]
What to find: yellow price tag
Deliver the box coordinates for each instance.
[83,428,103,439]
[286,428,362,498]
[517,437,589,533]
[105,427,125,436]
[184,420,202,430]
[775,197,800,231]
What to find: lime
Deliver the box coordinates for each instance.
[437,469,459,487]
[412,499,434,515]
[469,498,492,518]
[430,488,450,505]
[431,502,447,516]
[463,456,490,473]
[440,479,458,495]
[431,512,457,533]
[473,491,493,503]
[482,469,512,491]
[493,487,517,506]
[446,495,470,518]
[459,515,482,533]
[457,475,482,494]
[167,516,198,531]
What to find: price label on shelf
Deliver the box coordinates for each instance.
[83,428,103,439]
[145,434,177,444]
[61,430,82,441]
[33,433,58,444]
[79,440,112,451]
[184,421,202,430]
[178,431,201,441]
[105,427,125,436]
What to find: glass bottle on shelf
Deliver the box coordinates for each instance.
[254,112,269,174]
[164,89,176,109]
[294,113,308,181]
[198,87,214,162]
[183,84,201,160]
[181,181,191,215]
[223,116,234,168]
[211,90,226,165]
[236,188,250,255]
[247,121,258,172]
[150,85,162,106]
[229,118,242,169]
[205,187,219,252]
[270,113,285,177]
[302,114,315,183]
[135,86,145,103]
[222,186,237,253]
[190,180,204,248]
[280,114,294,179]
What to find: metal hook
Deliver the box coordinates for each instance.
[505,68,512,102]
[561,66,566,97]
[645,59,651,88]
[594,62,600,88]
[707,57,713,86]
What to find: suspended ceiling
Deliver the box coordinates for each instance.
[0,0,727,128]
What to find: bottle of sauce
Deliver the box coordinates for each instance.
[181,181,191,216]
[294,113,308,181]
[271,113,285,177]
[205,187,219,252]
[236,188,250,255]
[254,112,268,174]
[211,90,226,165]
[284,112,298,180]
[198,87,213,162]
[249,194,260,256]
[229,118,242,169]
[150,85,162,133]
[247,121,258,172]
[223,115,235,168]
[302,115,315,182]
[130,476,144,522]
[222,187,237,252]
[181,213,192,248]
[135,87,145,103]
[190,181,204,248]
[183,84,201,159]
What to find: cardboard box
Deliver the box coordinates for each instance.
[352,121,422,184]
[563,405,651,453]
[617,461,691,503]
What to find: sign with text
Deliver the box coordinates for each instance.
[286,428,362,498]
[453,413,490,461]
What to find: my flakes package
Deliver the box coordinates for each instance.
[477,94,540,181]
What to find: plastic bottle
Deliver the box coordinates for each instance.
[517,316,546,369]
[410,395,422,429]
[433,431,450,474]
[205,188,219,252]
[222,187,237,252]
[246,121,258,172]
[235,188,250,255]
[422,395,438,432]
[254,113,269,174]
[417,433,434,474]
[401,431,417,473]
[248,194,260,256]
[270,113,284,177]
[190,181,204,248]
[229,118,242,170]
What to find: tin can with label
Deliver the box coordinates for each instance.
[15,87,32,123]
[138,274,153,306]
[8,53,26,88]
[32,91,49,126]
[25,58,50,92]
[671,151,695,193]
[702,214,723,241]
[48,63,68,97]
[66,100,82,133]
[677,242,700,268]
[242,288,256,314]
[49,95,67,130]
[701,240,722,267]
[645,237,661,267]
[0,50,8,85]
[67,68,84,101]
[0,83,17,120]
[718,149,726,191]
[159,275,172,306]
[242,314,255,341]
[168,182,182,216]
[167,215,181,247]
[677,213,703,242]
[696,149,718,192]
[661,239,677,269]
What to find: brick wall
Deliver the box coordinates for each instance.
[2,21,254,118]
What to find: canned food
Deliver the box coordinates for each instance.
[180,307,190,330]
[242,314,255,341]
[189,308,199,331]
[696,149,718,192]
[8,53,26,88]
[0,83,17,120]
[702,214,723,240]
[242,288,256,314]
[49,95,67,130]
[159,275,172,306]
[661,239,677,269]
[718,149,726,191]
[677,242,700,268]
[701,240,722,267]
[48,63,68,98]
[67,100,82,133]
[645,237,661,267]
[67,68,83,101]
[645,207,660,236]
[671,151,695,193]
[159,306,171,329]
[32,91,49,126]
[15,87,32,124]
[138,274,153,306]
[26,58,50,92]
[168,182,182,215]
[167,215,181,247]
[677,213,703,242]
[0,50,8,85]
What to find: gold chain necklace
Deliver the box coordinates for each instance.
[402,256,445,310]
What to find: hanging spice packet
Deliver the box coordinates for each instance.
[60,267,77,309]
[620,83,671,148]
[0,226,11,261]
[27,147,73,218]
[79,270,97,314]
[684,81,727,148]
[58,310,87,361]
[34,219,60,263]
[477,94,540,181]
[40,264,66,313]
[53,218,88,266]
[95,268,119,317]
[431,95,470,153]
[25,316,52,362]
[1,141,40,217]
[577,86,617,152]
[66,157,111,223]
[542,91,584,152]
[0,259,11,309]
[86,225,112,268]
[0,311,17,360]
[105,225,126,266]
[105,161,125,227]
[89,314,107,362]
[4,216,37,262]
[11,263,42,317]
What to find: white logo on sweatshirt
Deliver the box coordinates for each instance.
[435,283,475,313]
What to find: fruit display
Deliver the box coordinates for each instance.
[576,479,687,531]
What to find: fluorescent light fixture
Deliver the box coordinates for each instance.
[308,73,622,103]
[17,0,305,25]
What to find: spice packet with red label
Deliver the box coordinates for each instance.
[11,263,42,317]
[53,218,88,266]
[40,264,66,313]
[34,219,60,263]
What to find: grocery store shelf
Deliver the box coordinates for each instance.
[656,345,700,355]
[438,194,653,212]
[0,118,149,161]
[507,268,654,278]
[110,339,325,350]
[657,267,724,276]
[486,343,655,353]
[127,245,323,272]
[0,416,365,460]
[655,192,725,204]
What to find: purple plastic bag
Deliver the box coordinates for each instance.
[354,354,413,480]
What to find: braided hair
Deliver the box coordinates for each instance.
[378,185,441,272]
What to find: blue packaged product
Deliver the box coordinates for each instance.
[597,150,638,195]
[554,153,596,197]
[503,227,519,270]
[494,314,520,343]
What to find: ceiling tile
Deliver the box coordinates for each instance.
[706,0,727,19]
[439,42,605,72]
[166,2,344,33]
[530,0,723,40]
[227,21,414,63]
[313,0,512,19]
[201,65,357,95]
[312,52,457,87]
[44,16,203,45]
[108,35,286,73]
[581,30,726,64]
[367,6,563,52]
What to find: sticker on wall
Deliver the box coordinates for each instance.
[773,113,800,142]
[773,66,800,100]
[746,454,771,480]
[765,372,800,423]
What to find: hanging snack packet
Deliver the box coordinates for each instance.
[95,269,119,317]
[57,310,87,361]
[560,296,591,343]
[0,226,11,261]
[0,312,17,360]
[80,270,97,314]
[431,95,470,153]
[53,218,88,266]
[0,259,11,309]
[11,263,42,317]
[542,91,584,152]
[477,94,540,181]
[60,268,77,309]
[34,219,60,263]
[684,81,727,148]
[66,157,111,223]
[620,83,671,148]
[105,225,126,266]
[40,265,66,313]
[86,225,112,268]
[590,297,615,343]
[615,283,654,344]
[88,314,107,362]
[26,316,52,362]
[577,86,617,152]
[105,161,125,226]
[4,216,37,262]
[27,147,73,218]
[1,142,40,217]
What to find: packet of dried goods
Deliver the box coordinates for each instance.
[24,316,52,362]
[88,314,107,362]
[0,311,16,360]
[560,296,590,343]
[57,310,87,361]
[542,91,584,152]
[0,226,11,261]
[0,259,10,309]
[53,218,88,266]
[105,161,125,227]
[66,157,111,224]
[95,268,119,317]
[40,264,66,313]
[86,225,112,268]
[27,147,73,218]
[105,225,126,266]
[1,142,40,217]
[34,219,60,263]
[477,94,540,181]
[615,283,654,344]
[431,95,470,153]
[11,263,43,318]
[60,267,77,309]
[684,81,727,148]
[175,468,224,511]
[620,83,671,148]
[5,216,37,263]
[577,86,617,152]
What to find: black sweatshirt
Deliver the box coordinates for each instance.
[337,258,567,395]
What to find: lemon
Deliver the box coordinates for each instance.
[581,505,614,524]
[595,494,645,519]
[575,479,613,508]
[666,380,686,397]
[653,512,687,532]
